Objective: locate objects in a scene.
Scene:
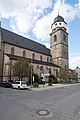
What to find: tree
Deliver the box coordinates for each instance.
[12,59,31,80]
[49,74,58,84]
[57,69,69,83]
[69,70,78,83]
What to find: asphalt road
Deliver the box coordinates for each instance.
[0,84,80,120]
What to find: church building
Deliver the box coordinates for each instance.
[0,15,69,81]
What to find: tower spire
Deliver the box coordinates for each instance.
[58,9,59,16]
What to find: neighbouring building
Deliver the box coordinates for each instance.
[0,15,69,82]
[76,67,80,82]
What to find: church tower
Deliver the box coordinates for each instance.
[50,15,69,70]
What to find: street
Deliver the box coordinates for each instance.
[0,84,80,120]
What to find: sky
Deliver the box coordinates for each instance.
[0,0,80,69]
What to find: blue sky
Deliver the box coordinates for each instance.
[0,0,80,69]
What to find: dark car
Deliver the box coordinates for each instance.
[0,81,12,88]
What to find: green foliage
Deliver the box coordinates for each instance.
[12,59,30,80]
[49,75,58,84]
[33,83,39,87]
[69,72,77,81]
[32,73,43,84]
[57,69,69,83]
[38,77,43,84]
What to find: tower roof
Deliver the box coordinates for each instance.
[54,15,64,23]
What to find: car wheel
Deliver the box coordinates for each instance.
[18,86,20,90]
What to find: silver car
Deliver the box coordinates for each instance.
[12,81,28,89]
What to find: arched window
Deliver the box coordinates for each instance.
[63,34,66,41]
[40,66,44,71]
[47,57,49,62]
[40,55,42,61]
[54,35,57,42]
[32,53,35,59]
[11,47,14,55]
[23,50,26,58]
[50,58,52,63]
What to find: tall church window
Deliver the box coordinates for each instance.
[47,57,49,62]
[54,35,57,42]
[32,53,35,59]
[40,55,42,61]
[11,47,14,55]
[23,50,26,58]
[50,58,52,63]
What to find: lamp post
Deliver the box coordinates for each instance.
[31,58,33,86]
[9,59,12,81]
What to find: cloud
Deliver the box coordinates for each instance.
[69,52,80,69]
[0,0,80,40]
[0,0,52,34]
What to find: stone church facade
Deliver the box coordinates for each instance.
[0,15,69,81]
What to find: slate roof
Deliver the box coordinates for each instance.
[1,28,51,56]
[54,15,67,24]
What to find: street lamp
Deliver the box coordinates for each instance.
[31,58,33,86]
[9,59,12,81]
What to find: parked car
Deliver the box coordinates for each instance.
[0,81,12,88]
[12,81,28,89]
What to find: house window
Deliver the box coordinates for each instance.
[40,55,42,61]
[23,50,26,57]
[54,35,57,42]
[59,23,61,25]
[32,53,35,59]
[11,47,14,55]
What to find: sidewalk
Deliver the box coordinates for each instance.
[29,83,74,91]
